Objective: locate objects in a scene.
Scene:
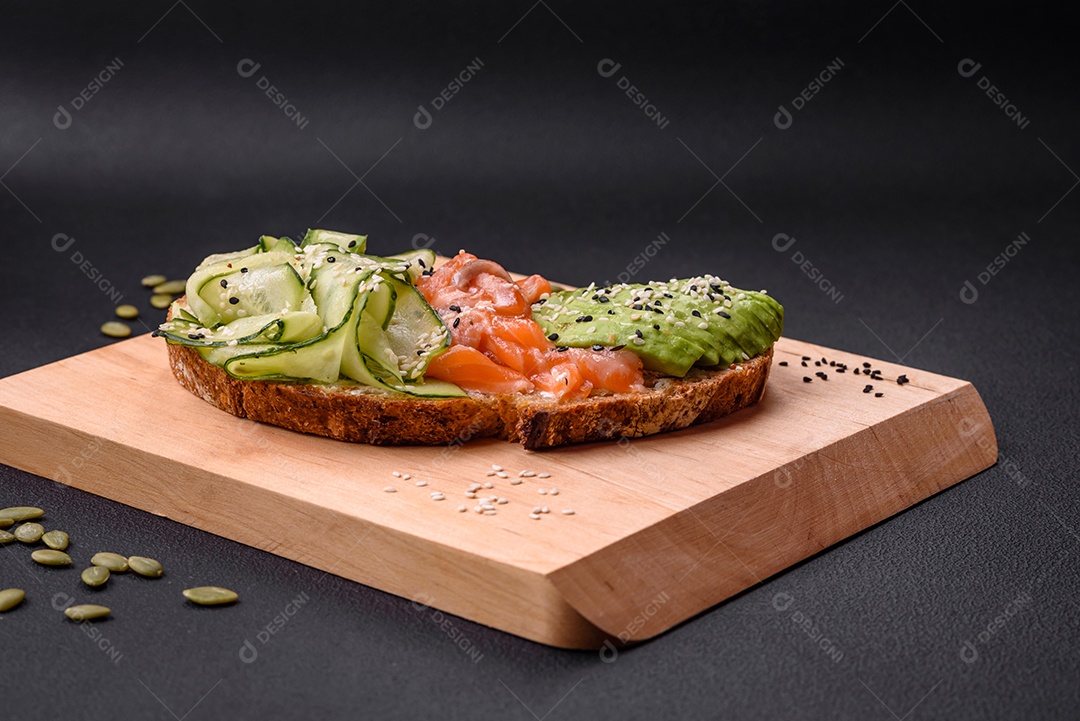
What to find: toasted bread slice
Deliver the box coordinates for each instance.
[167,343,773,450]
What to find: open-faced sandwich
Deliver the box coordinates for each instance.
[157,230,784,449]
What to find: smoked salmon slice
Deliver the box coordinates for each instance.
[417,251,645,399]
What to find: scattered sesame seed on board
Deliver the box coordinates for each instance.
[391,471,401,478]
[538,472,551,479]
[457,505,467,513]
[509,479,523,485]
[561,510,575,515]
[496,472,508,479]
[529,514,541,520]
[415,480,428,487]
[538,489,547,495]
[383,487,397,493]
[549,489,559,495]
[491,464,503,472]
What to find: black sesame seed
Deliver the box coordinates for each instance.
[635,329,643,338]
[187,333,201,340]
[875,392,884,398]
[598,296,610,303]
[592,344,604,351]
[816,372,828,380]
[347,240,357,248]
[814,361,821,367]
[327,256,336,263]
[801,361,808,367]
[219,279,228,288]
[536,298,546,305]
[583,315,593,322]
[862,362,871,368]
[653,324,660,330]
[779,361,788,367]
[718,311,731,319]
[863,385,873,393]
[556,346,569,352]
[547,333,559,341]
[897,374,909,385]
[664,293,673,298]
[829,361,836,367]
[422,268,434,276]
[854,368,861,375]
[417,258,425,268]
[632,304,643,311]
[607,309,615,314]
[240,267,248,273]
[611,344,625,351]
[229,297,240,305]
[803,377,812,383]
[836,368,846,373]
[690,285,698,292]
[820,357,827,364]
[449,304,461,312]
[416,350,424,356]
[691,310,702,318]
[452,317,460,328]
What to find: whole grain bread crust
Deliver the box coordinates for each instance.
[167,342,773,449]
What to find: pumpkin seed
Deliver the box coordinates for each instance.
[0,588,25,612]
[101,321,132,339]
[141,274,168,288]
[152,280,186,295]
[65,604,111,621]
[81,566,110,587]
[0,506,44,522]
[31,549,72,566]
[14,522,44,543]
[115,304,140,320]
[0,517,12,528]
[128,556,163,577]
[91,552,129,572]
[0,530,14,544]
[183,586,239,606]
[42,529,70,550]
[150,293,174,309]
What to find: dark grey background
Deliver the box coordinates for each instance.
[2,2,1078,719]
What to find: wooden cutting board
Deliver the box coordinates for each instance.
[0,334,996,648]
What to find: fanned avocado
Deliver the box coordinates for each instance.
[532,276,783,377]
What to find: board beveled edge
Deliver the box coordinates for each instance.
[546,381,998,644]
[0,405,611,649]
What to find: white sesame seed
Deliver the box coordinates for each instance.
[538,472,551,479]
[383,486,397,493]
[402,474,411,480]
[484,481,495,488]
[561,509,575,515]
[496,472,508,479]
[632,337,646,346]
[432,494,445,501]
[415,480,428,487]
[541,506,550,514]
[675,321,685,328]
[509,478,523,485]
[391,471,401,478]
[697,321,709,330]
[483,509,497,515]
[532,506,543,513]
[497,498,508,505]
[474,506,483,513]
[486,470,496,477]
[491,464,503,471]
[468,483,482,491]
[457,505,467,512]
[530,513,541,520]
[549,489,559,496]
[465,491,477,498]
[518,470,528,477]
[538,489,547,495]
[521,471,536,478]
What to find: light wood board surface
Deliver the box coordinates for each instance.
[0,334,996,648]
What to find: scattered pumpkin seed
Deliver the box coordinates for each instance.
[0,506,44,522]
[101,321,132,339]
[91,552,129,572]
[81,566,110,587]
[31,549,72,566]
[183,586,239,606]
[13,522,44,543]
[42,529,70,550]
[115,304,140,320]
[141,274,167,288]
[0,530,14,544]
[128,556,163,578]
[0,517,12,528]
[150,294,174,309]
[65,604,111,621]
[152,280,186,295]
[0,588,25,612]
